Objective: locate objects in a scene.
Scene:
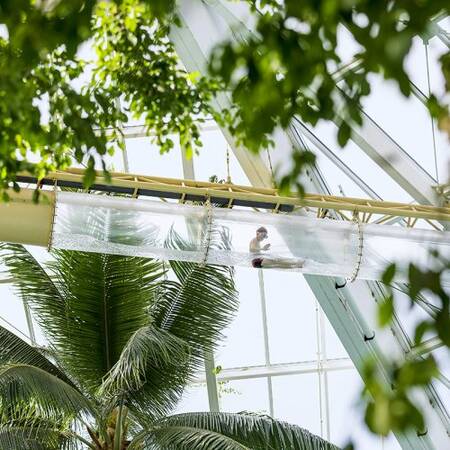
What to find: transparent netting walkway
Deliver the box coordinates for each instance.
[51,192,450,283]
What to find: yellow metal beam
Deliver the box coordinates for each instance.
[0,189,54,247]
[16,168,450,224]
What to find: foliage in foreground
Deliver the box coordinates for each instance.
[0,238,339,450]
[0,0,220,197]
[0,0,449,196]
[360,256,450,436]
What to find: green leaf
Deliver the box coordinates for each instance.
[381,263,396,285]
[0,426,70,450]
[413,321,431,346]
[337,121,351,147]
[82,160,96,189]
[378,295,394,327]
[46,250,163,395]
[396,357,438,387]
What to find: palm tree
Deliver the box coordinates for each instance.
[0,240,339,450]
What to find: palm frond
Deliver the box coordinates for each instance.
[151,412,341,450]
[0,364,93,418]
[100,325,190,400]
[0,243,67,339]
[127,271,236,416]
[130,425,247,450]
[165,223,234,281]
[117,228,238,417]
[40,250,163,394]
[0,428,47,450]
[0,324,75,387]
[0,426,74,450]
[156,226,237,357]
[1,229,165,396]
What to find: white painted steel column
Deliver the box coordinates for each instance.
[258,270,275,417]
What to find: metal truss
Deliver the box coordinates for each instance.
[172,2,450,449]
[17,169,450,225]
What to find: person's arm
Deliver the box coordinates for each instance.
[249,238,259,253]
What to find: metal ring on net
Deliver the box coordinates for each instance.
[200,198,213,267]
[346,212,364,283]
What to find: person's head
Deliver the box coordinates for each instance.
[256,226,268,241]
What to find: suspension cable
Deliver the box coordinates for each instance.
[266,148,276,188]
[424,41,440,183]
[226,145,232,184]
[347,212,364,283]
[200,198,213,266]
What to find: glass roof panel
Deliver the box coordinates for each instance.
[125,136,184,178]
[309,120,415,202]
[215,267,266,368]
[0,283,29,341]
[192,126,251,185]
[360,74,447,181]
[264,270,318,363]
[173,383,209,414]
[220,377,271,415]
[271,373,321,436]
[328,369,402,449]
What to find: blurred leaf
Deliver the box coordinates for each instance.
[382,263,396,285]
[378,295,394,327]
[337,121,351,147]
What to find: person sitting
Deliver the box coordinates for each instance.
[249,226,304,269]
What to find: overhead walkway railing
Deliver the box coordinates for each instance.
[1,169,449,284]
[14,168,450,225]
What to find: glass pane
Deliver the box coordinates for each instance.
[272,373,321,436]
[125,136,183,178]
[264,270,318,363]
[313,148,375,199]
[193,126,251,185]
[405,35,448,99]
[0,283,30,341]
[219,377,270,415]
[311,120,414,203]
[215,267,266,368]
[335,24,364,66]
[323,314,348,359]
[327,370,401,449]
[360,74,447,180]
[174,383,209,413]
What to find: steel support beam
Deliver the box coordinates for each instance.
[410,336,445,358]
[172,2,450,448]
[193,357,354,383]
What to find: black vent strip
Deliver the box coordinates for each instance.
[14,175,294,212]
